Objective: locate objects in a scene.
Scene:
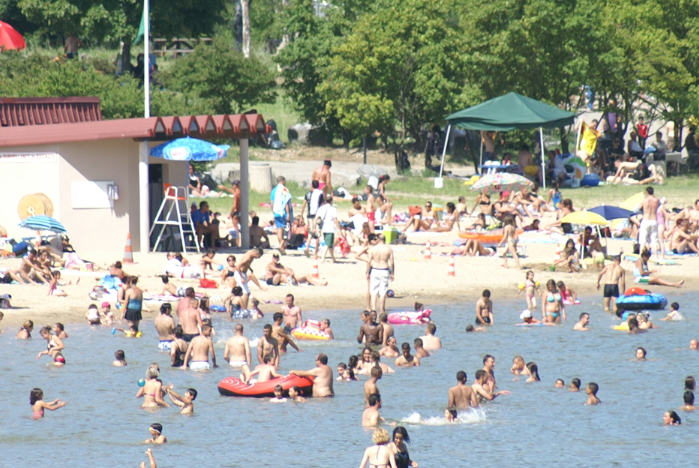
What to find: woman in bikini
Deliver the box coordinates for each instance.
[357,347,375,373]
[136,365,170,408]
[471,189,492,216]
[633,249,684,287]
[541,279,566,323]
[555,239,580,273]
[496,217,521,269]
[37,325,66,366]
[430,202,460,232]
[359,427,398,468]
[170,326,188,367]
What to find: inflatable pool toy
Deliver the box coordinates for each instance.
[387,290,395,298]
[291,320,331,340]
[210,305,226,313]
[613,322,630,331]
[387,309,432,325]
[458,230,523,245]
[562,299,581,305]
[518,282,540,290]
[616,288,667,311]
[217,374,314,397]
[516,323,546,327]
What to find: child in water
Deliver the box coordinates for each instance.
[555,379,565,388]
[661,302,683,321]
[114,325,142,337]
[569,378,581,392]
[586,382,600,405]
[166,385,196,414]
[270,385,287,403]
[30,388,66,418]
[145,423,167,444]
[113,350,127,367]
[53,323,68,339]
[516,271,540,312]
[557,281,578,305]
[288,385,306,403]
[86,304,101,325]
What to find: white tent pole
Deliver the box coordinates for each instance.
[539,127,546,189]
[438,124,451,179]
[479,136,483,173]
[144,0,150,118]
[574,119,582,154]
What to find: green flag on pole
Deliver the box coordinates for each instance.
[134,0,150,45]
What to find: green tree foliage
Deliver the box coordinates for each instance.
[319,0,469,146]
[166,38,277,114]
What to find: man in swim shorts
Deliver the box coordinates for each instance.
[271,176,292,254]
[639,187,659,253]
[176,287,196,323]
[180,298,203,342]
[366,234,394,314]
[183,325,217,370]
[290,354,335,397]
[272,312,301,354]
[224,323,251,368]
[281,294,302,333]
[154,303,175,350]
[236,247,263,310]
[597,255,625,312]
[475,290,494,325]
[311,159,333,198]
[258,324,280,368]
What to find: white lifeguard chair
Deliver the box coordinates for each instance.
[149,185,200,253]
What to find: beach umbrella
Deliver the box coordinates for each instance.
[588,205,634,221]
[0,21,26,51]
[469,173,534,193]
[19,215,66,233]
[149,137,230,161]
[620,192,644,212]
[560,211,609,226]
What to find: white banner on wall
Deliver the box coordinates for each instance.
[0,152,59,163]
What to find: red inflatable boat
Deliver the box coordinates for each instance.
[218,374,314,397]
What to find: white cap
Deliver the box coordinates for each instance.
[520,310,532,320]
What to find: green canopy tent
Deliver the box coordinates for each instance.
[440,92,576,188]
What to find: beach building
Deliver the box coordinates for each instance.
[0,97,263,252]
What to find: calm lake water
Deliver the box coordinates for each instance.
[1,291,697,467]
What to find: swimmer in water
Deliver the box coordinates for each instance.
[465,325,486,332]
[681,391,696,412]
[542,279,566,323]
[37,325,65,366]
[16,320,33,339]
[145,423,167,444]
[475,289,494,325]
[113,350,127,367]
[569,378,581,392]
[526,362,540,382]
[573,313,590,331]
[30,388,66,418]
[690,339,698,350]
[419,323,442,350]
[516,309,554,326]
[139,448,157,468]
[336,363,357,381]
[555,379,564,388]
[511,355,527,375]
[362,393,383,427]
[472,370,511,402]
[364,367,382,406]
[586,382,600,405]
[270,385,288,403]
[53,323,68,339]
[515,270,540,312]
[166,386,197,414]
[661,302,683,321]
[636,347,647,360]
[447,371,478,418]
[243,355,283,384]
[380,336,401,358]
[413,338,430,358]
[359,427,397,468]
[114,325,142,338]
[663,410,681,425]
[395,343,420,367]
[288,386,306,403]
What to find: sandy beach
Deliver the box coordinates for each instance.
[0,219,693,329]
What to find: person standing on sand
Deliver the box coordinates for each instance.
[235,247,263,310]
[154,303,176,351]
[314,196,341,263]
[290,354,334,397]
[597,255,625,313]
[639,187,659,255]
[311,160,333,198]
[496,217,521,269]
[271,176,292,254]
[367,234,394,314]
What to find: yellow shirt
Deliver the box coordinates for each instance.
[580,127,599,154]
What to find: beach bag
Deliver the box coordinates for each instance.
[287,233,305,249]
[199,278,218,289]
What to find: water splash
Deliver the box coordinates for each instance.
[396,408,487,426]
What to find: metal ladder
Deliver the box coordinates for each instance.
[149,185,200,253]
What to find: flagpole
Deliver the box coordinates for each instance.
[144,0,150,118]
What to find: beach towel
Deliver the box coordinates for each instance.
[272,185,292,217]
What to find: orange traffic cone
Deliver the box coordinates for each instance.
[311,256,320,279]
[424,241,432,260]
[447,255,456,276]
[123,232,134,264]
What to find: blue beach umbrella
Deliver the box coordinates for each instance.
[19,215,66,233]
[149,137,230,161]
[588,205,634,221]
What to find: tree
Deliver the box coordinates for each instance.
[166,38,277,114]
[319,0,469,147]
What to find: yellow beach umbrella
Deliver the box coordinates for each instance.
[620,192,644,212]
[560,211,609,226]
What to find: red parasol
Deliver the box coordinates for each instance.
[0,21,26,51]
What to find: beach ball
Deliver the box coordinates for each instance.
[138,379,146,387]
[387,290,395,298]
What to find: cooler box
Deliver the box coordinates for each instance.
[384,227,400,244]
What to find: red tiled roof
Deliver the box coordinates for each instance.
[0,97,102,127]
[0,114,266,148]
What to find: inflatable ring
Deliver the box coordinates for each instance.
[291,320,331,340]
